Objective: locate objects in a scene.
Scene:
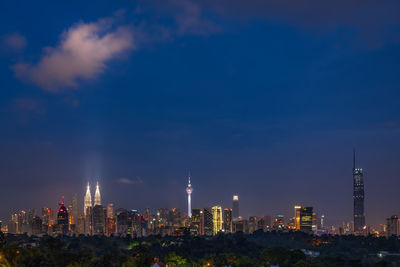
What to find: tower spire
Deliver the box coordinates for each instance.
[84,182,92,216]
[186,172,193,217]
[94,181,101,206]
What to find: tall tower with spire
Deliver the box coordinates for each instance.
[94,182,101,206]
[353,149,365,234]
[186,173,193,217]
[84,183,92,216]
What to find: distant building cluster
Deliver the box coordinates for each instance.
[1,176,331,237]
[0,151,397,238]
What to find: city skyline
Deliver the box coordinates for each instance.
[0,149,392,232]
[1,1,400,230]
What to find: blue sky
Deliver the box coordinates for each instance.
[0,0,400,227]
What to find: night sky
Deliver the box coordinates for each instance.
[1,1,400,227]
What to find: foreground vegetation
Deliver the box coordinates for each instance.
[0,230,399,266]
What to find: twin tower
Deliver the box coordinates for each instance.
[84,182,101,216]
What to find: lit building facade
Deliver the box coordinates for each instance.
[232,195,239,221]
[212,205,223,235]
[94,182,101,206]
[107,203,114,218]
[294,205,302,230]
[84,183,92,216]
[223,208,232,233]
[300,207,313,233]
[386,215,399,237]
[353,149,365,234]
[203,208,213,236]
[92,205,105,235]
[57,198,69,235]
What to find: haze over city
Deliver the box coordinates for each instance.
[1,0,400,229]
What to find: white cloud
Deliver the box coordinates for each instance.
[118,177,144,185]
[12,18,134,92]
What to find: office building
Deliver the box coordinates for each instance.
[223,208,232,233]
[232,195,239,221]
[294,205,302,230]
[353,149,365,233]
[300,207,313,233]
[107,204,114,218]
[212,205,223,235]
[191,208,202,235]
[57,198,69,235]
[203,208,213,236]
[92,205,105,235]
[386,215,399,237]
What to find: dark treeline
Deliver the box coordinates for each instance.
[0,230,399,266]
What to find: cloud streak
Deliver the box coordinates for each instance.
[12,18,134,92]
[198,0,400,48]
[13,98,45,115]
[2,32,27,53]
[118,177,144,185]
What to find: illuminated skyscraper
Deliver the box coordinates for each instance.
[71,195,78,225]
[294,205,302,230]
[211,205,223,235]
[300,207,313,234]
[320,215,325,230]
[186,173,193,217]
[94,182,101,206]
[353,149,365,233]
[92,205,105,235]
[191,208,202,235]
[84,183,92,216]
[203,208,213,236]
[107,203,114,218]
[223,208,232,233]
[57,197,69,235]
[386,215,399,237]
[232,195,239,221]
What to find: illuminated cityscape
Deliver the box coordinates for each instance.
[0,154,397,239]
[1,0,400,265]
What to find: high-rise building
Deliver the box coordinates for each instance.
[57,197,69,235]
[312,212,317,232]
[353,149,365,233]
[107,204,114,218]
[71,195,78,226]
[8,214,17,234]
[294,205,302,230]
[386,215,399,237]
[106,217,116,236]
[211,205,223,235]
[116,208,129,236]
[248,216,258,233]
[223,208,232,233]
[203,208,213,236]
[41,207,54,227]
[31,216,42,235]
[84,183,92,216]
[232,195,239,221]
[300,207,313,233]
[273,215,285,230]
[92,205,105,235]
[191,208,202,235]
[186,173,193,217]
[94,182,101,206]
[320,215,325,230]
